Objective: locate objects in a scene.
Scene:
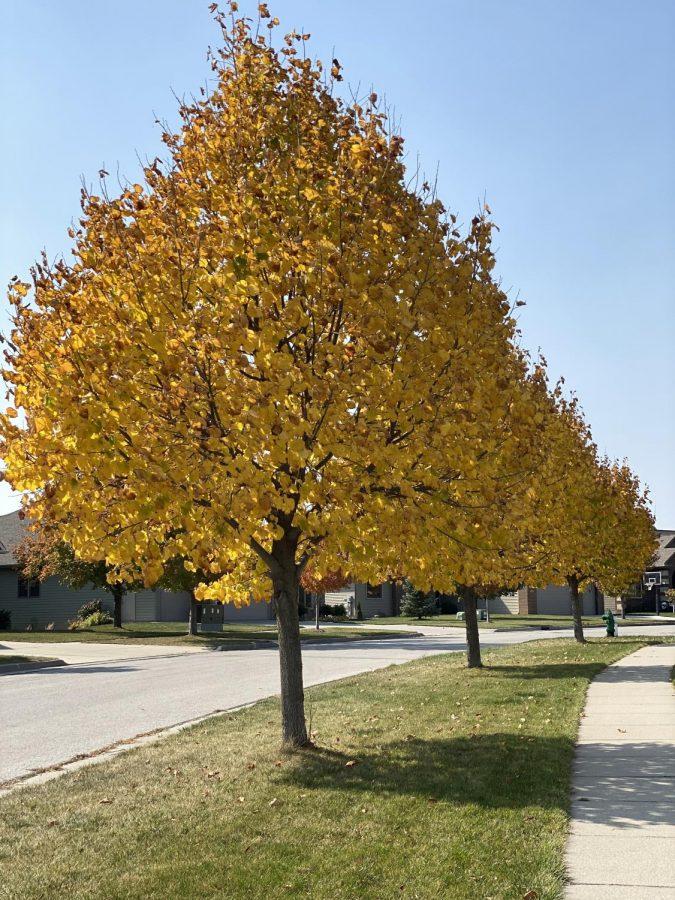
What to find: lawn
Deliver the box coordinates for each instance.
[0,621,405,647]
[369,613,673,629]
[0,637,658,899]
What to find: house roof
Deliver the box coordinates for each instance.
[0,509,26,567]
[654,529,675,569]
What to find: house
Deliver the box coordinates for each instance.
[622,529,675,613]
[0,509,282,630]
[323,581,401,617]
[509,584,606,616]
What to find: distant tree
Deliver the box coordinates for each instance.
[300,566,350,631]
[400,581,436,619]
[156,557,215,636]
[15,523,141,629]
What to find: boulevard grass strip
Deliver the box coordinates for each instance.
[0,638,651,900]
[0,622,404,646]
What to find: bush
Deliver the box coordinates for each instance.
[69,610,113,630]
[319,602,347,618]
[356,601,363,621]
[0,609,11,630]
[77,599,104,619]
[400,581,437,619]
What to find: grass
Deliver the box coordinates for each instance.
[369,613,674,629]
[0,621,405,647]
[0,655,37,665]
[0,637,660,899]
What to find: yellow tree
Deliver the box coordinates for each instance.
[525,397,656,643]
[415,360,555,667]
[2,5,531,745]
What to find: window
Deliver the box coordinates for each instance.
[366,583,382,599]
[18,577,40,598]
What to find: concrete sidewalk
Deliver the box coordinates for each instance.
[565,644,675,899]
[0,640,207,665]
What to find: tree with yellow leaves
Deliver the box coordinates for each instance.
[2,5,537,744]
[524,396,656,643]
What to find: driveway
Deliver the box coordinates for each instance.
[2,625,674,788]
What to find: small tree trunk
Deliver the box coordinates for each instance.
[461,586,482,668]
[112,585,124,628]
[315,593,320,631]
[188,591,198,636]
[272,551,308,748]
[568,575,585,643]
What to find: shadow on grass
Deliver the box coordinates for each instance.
[485,663,610,680]
[283,732,575,812]
[282,732,675,828]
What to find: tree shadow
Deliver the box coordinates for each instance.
[283,733,574,812]
[281,732,675,829]
[486,663,614,680]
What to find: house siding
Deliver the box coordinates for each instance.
[355,581,395,617]
[222,599,273,621]
[487,593,519,614]
[0,570,111,630]
[534,584,598,616]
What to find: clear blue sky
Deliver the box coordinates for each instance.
[1,1,673,525]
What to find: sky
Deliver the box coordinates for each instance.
[1,0,673,525]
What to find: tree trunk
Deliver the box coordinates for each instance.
[272,551,308,748]
[188,591,198,636]
[568,575,585,643]
[461,586,482,668]
[112,585,124,629]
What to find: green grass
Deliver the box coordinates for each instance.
[0,637,658,899]
[0,621,405,647]
[0,655,36,665]
[369,613,674,629]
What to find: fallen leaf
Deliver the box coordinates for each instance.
[345,760,358,767]
[523,891,538,900]
[98,798,113,805]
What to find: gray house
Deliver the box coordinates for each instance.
[0,510,281,630]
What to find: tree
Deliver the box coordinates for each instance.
[15,520,139,628]
[400,580,436,619]
[300,565,349,631]
[1,6,533,745]
[157,557,215,636]
[523,397,656,643]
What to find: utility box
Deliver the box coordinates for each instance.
[199,602,225,632]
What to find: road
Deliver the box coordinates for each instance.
[2,624,674,787]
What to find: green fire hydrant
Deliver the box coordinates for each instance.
[602,609,617,637]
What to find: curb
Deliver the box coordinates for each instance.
[0,701,256,798]
[0,659,67,676]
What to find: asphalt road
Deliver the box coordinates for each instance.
[2,624,674,786]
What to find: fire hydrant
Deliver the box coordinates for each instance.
[602,609,617,637]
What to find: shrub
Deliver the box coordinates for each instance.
[0,609,11,630]
[77,599,104,619]
[319,602,347,618]
[69,610,113,630]
[356,601,363,620]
